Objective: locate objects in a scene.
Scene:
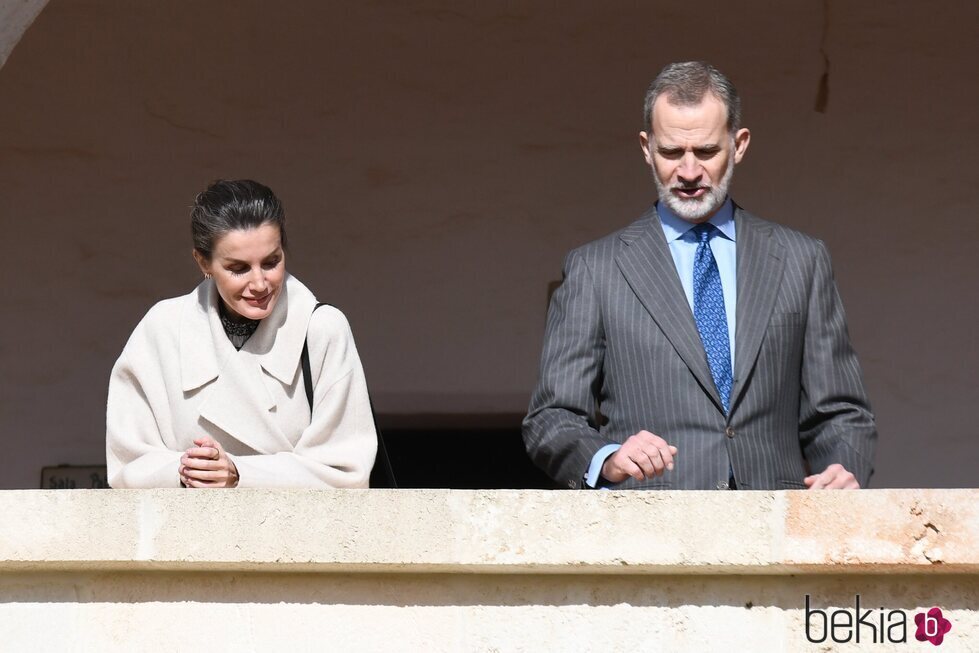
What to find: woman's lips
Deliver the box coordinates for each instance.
[243,292,272,306]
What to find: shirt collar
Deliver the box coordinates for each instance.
[657,197,736,243]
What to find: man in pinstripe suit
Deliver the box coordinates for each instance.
[523,62,876,491]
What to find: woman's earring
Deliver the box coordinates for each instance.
[203,272,212,280]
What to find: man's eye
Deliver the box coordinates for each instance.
[658,150,683,159]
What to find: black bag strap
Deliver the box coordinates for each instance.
[303,303,397,488]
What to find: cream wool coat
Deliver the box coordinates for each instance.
[106,274,377,488]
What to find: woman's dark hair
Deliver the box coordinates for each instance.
[191,179,287,259]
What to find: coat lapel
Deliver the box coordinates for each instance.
[179,278,309,454]
[196,355,291,453]
[615,208,723,411]
[730,209,785,411]
[179,281,224,392]
[245,275,318,387]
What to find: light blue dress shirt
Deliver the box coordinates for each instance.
[584,199,738,487]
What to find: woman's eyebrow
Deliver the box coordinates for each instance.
[218,248,282,264]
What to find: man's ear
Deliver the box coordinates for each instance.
[733,127,751,164]
[639,131,654,165]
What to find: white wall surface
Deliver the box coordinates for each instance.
[0,1,976,488]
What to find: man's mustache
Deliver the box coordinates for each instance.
[672,183,710,191]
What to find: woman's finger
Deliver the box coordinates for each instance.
[185,446,219,460]
[183,467,230,482]
[182,457,221,471]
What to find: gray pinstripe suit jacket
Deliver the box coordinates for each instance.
[523,204,877,490]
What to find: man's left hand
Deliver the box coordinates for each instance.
[804,463,859,490]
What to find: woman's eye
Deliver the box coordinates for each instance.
[263,258,281,270]
[228,267,248,276]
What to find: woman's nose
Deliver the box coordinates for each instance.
[249,268,268,292]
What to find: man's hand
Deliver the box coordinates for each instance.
[804,463,859,490]
[180,437,239,488]
[600,430,677,484]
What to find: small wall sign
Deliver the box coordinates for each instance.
[40,465,109,489]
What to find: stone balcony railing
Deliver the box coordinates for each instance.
[0,489,976,651]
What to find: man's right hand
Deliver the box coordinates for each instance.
[600,430,677,483]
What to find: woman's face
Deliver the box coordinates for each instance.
[194,224,286,320]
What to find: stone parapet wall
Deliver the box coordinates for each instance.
[1,489,976,651]
[2,1,978,493]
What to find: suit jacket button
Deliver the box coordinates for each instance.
[716,481,729,490]
[725,427,735,438]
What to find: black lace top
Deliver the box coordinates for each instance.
[219,303,260,350]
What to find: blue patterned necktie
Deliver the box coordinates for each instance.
[691,223,733,413]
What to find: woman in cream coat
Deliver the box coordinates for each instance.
[106,180,377,488]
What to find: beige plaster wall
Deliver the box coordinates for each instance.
[2,573,975,652]
[0,489,976,651]
[3,489,977,572]
[0,1,976,488]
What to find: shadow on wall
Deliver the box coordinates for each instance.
[39,418,556,490]
[1,571,973,611]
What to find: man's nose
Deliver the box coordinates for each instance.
[676,153,702,182]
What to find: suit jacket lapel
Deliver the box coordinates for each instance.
[731,209,785,410]
[615,208,723,411]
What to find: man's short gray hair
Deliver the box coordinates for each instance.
[642,61,741,134]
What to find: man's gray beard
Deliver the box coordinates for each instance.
[655,155,735,222]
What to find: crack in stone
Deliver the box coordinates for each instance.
[143,101,223,140]
[815,0,832,113]
[913,520,941,541]
[923,549,944,564]
[909,507,944,563]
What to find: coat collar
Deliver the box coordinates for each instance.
[179,273,319,393]
[177,274,319,453]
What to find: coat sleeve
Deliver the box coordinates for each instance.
[798,240,878,485]
[522,249,613,488]
[105,348,183,488]
[231,307,378,488]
